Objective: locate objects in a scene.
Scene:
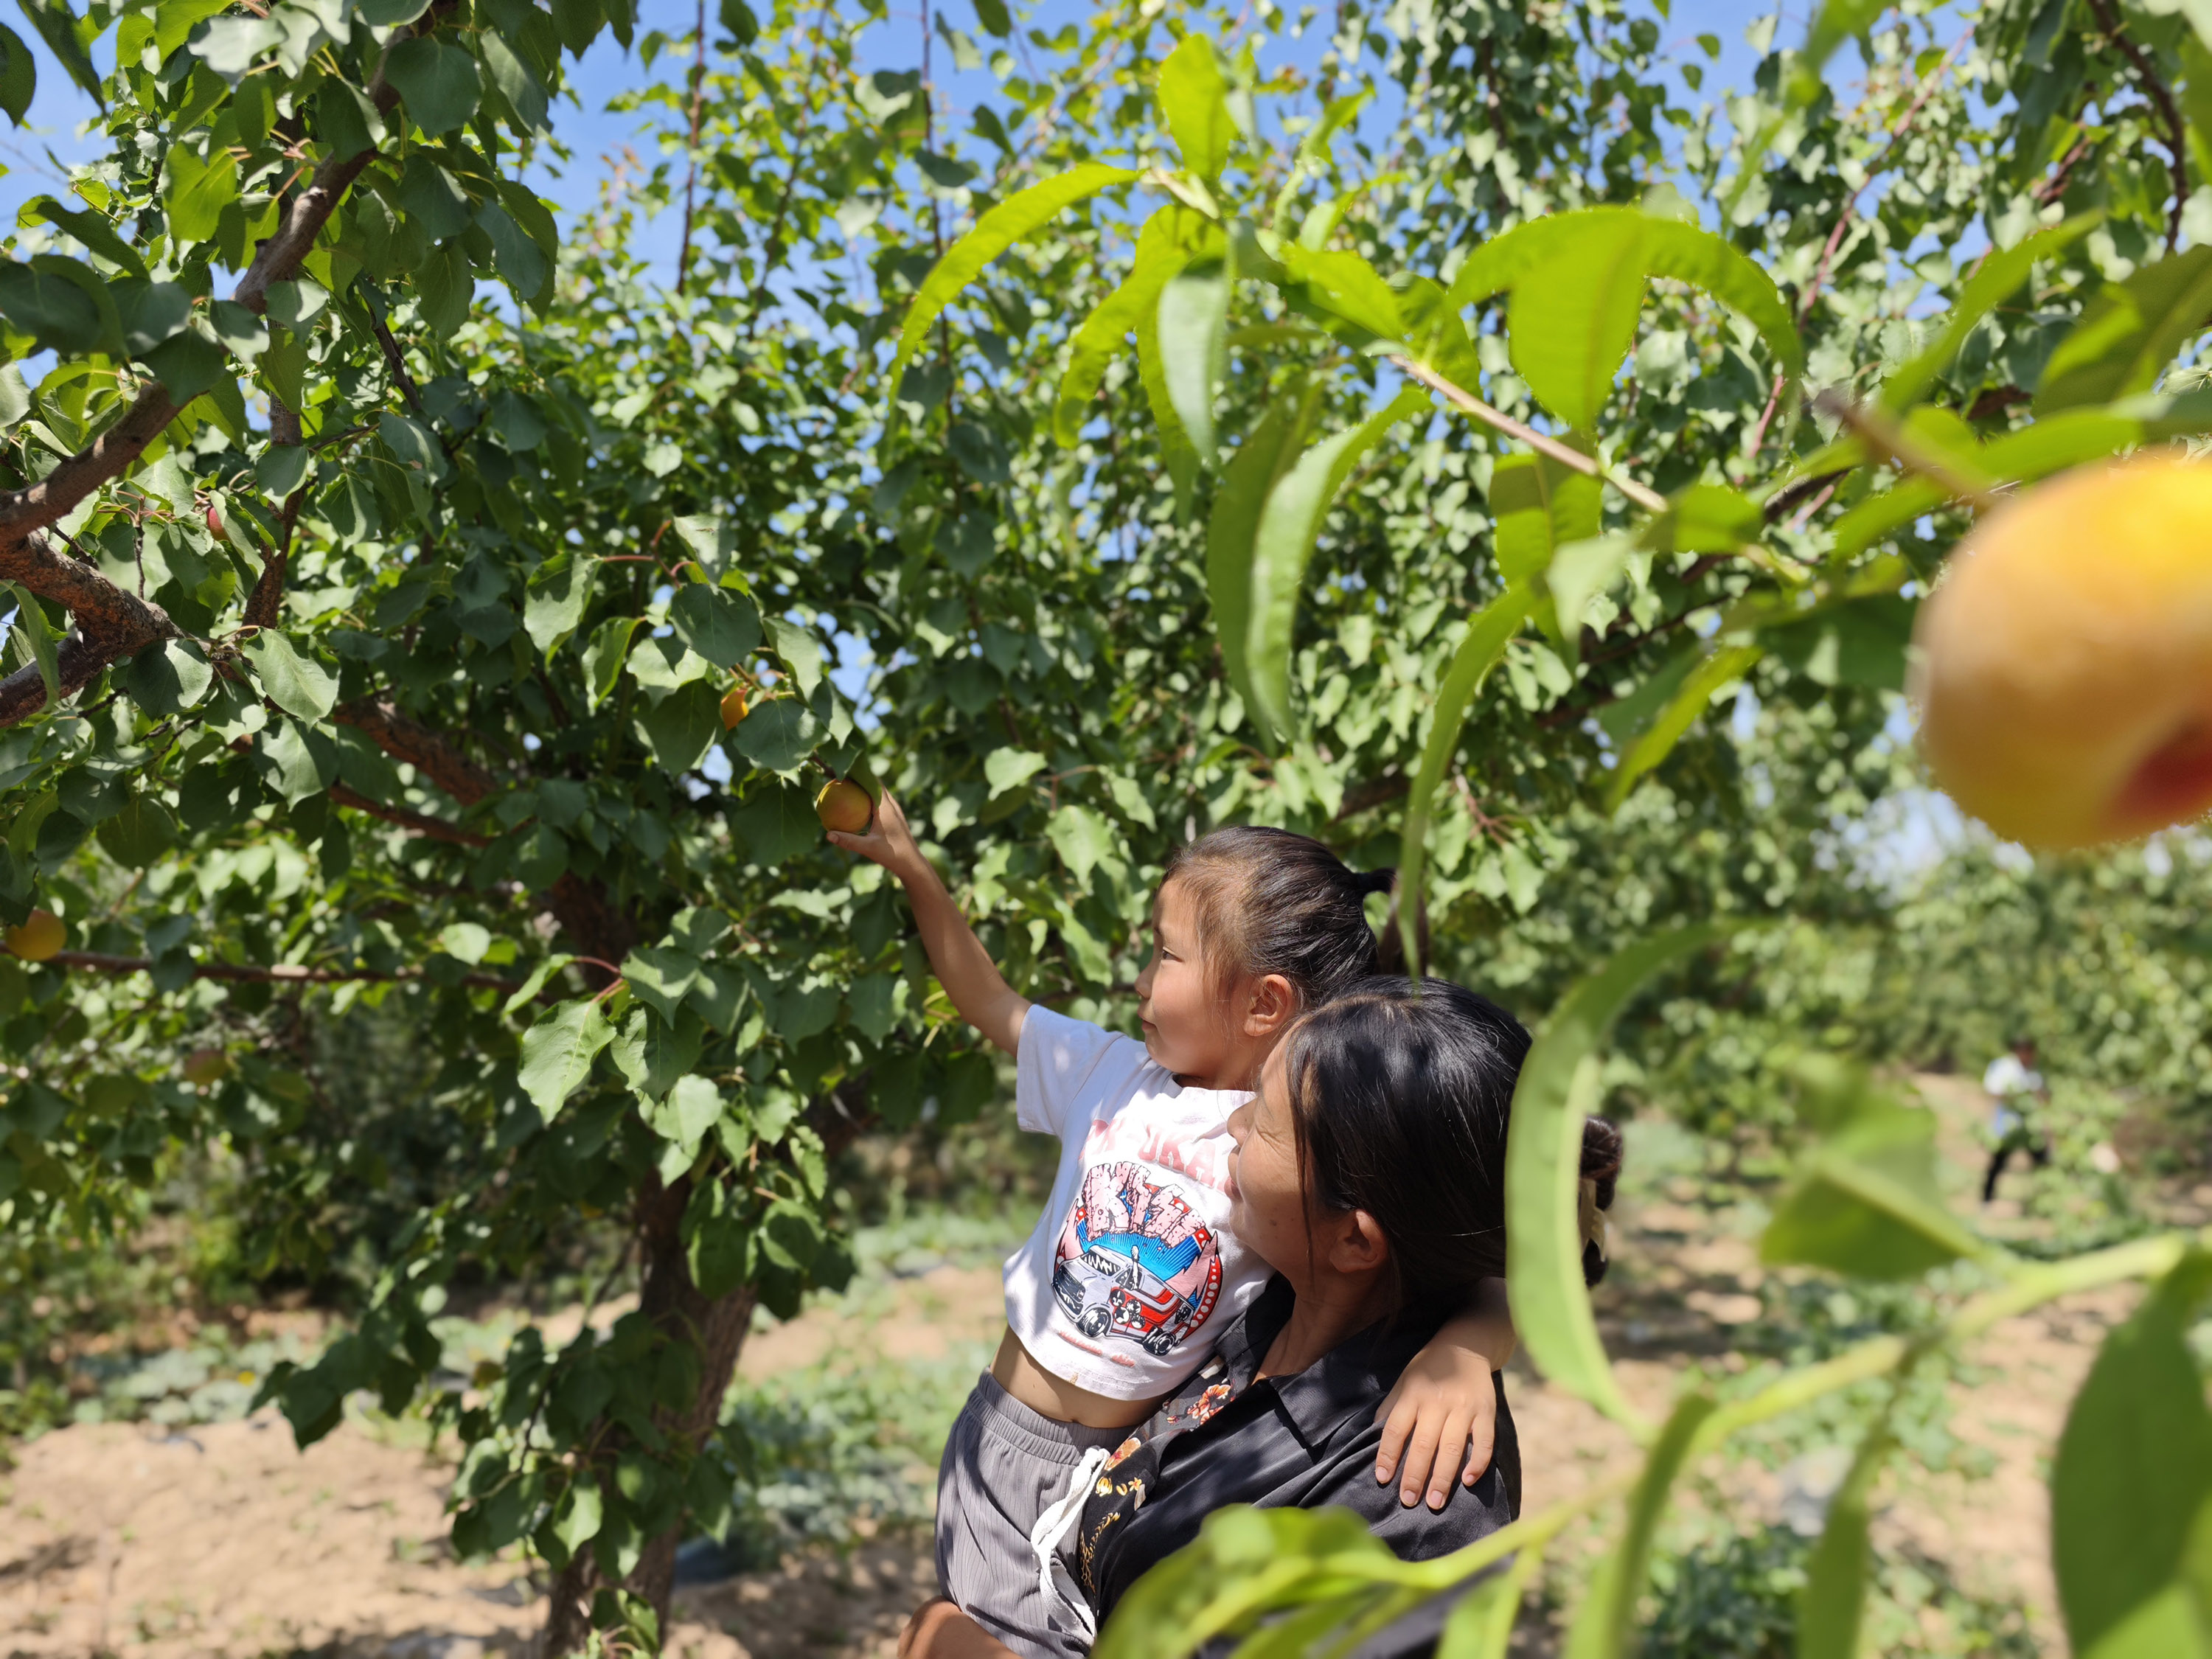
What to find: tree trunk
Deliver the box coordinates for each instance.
[541,1170,759,1654]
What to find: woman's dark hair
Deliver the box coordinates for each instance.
[1163,827,1395,1013]
[1279,976,1622,1310]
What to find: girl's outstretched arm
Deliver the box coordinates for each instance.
[828,790,1030,1056]
[1371,1276,1517,1510]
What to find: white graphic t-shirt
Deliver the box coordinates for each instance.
[1003,1007,1270,1399]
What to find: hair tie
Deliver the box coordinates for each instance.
[1354,867,1397,897]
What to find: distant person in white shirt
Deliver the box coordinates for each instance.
[1981,1037,2050,1203]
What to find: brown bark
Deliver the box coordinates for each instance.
[540,1087,876,1655]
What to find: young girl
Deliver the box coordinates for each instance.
[830,800,1516,1659]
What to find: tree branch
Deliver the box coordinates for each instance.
[46,949,521,993]
[333,697,500,806]
[330,782,489,846]
[2085,0,2189,251]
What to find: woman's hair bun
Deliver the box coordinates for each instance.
[1580,1116,1624,1211]
[1352,867,1398,897]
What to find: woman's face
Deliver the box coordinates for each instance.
[1133,879,1234,1082]
[1224,1047,1312,1276]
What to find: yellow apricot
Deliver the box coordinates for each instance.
[4,908,64,962]
[720,683,749,729]
[1912,451,2212,849]
[815,779,874,835]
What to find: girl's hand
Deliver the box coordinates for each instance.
[827,787,928,884]
[1374,1283,1515,1509]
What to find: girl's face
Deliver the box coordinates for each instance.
[1132,879,1234,1082]
[1223,1047,1310,1275]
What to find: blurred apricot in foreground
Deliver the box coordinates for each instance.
[1913,451,2212,849]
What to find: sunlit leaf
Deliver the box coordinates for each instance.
[1157,32,1235,181]
[891,162,1144,392]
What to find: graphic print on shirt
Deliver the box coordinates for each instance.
[1051,1161,1223,1358]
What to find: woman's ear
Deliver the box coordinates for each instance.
[1242,972,1298,1038]
[1328,1208,1391,1276]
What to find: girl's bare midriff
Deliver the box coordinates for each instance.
[990,1326,1161,1429]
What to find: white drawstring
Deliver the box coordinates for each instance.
[1030,1445,1112,1642]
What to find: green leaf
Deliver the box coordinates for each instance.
[1508,927,1737,1426]
[1790,0,1891,107]
[1797,1417,1892,1659]
[122,638,212,715]
[1397,585,1537,978]
[21,195,147,279]
[639,680,722,776]
[94,790,175,869]
[1490,449,1599,641]
[15,0,100,108]
[1245,386,1427,748]
[386,36,482,136]
[2054,1254,2212,1655]
[1206,391,1313,723]
[501,953,574,1017]
[479,30,548,131]
[763,616,823,700]
[243,632,337,723]
[1564,1394,1718,1659]
[1547,532,1637,653]
[891,162,1143,391]
[2039,246,2212,414]
[1046,804,1114,888]
[523,551,594,660]
[1157,261,1230,466]
[415,239,474,339]
[0,23,35,125]
[552,1477,603,1554]
[1054,205,1220,447]
[730,698,820,773]
[1604,644,1763,813]
[620,946,703,1024]
[1643,482,1762,554]
[1761,1062,1983,1280]
[972,0,1009,34]
[1508,213,1649,431]
[257,717,337,805]
[984,746,1047,794]
[1157,33,1234,181]
[164,140,239,246]
[670,582,759,669]
[0,257,111,357]
[1280,246,1405,344]
[1436,1548,1543,1659]
[1881,213,2101,413]
[611,1004,703,1094]
[582,616,639,712]
[518,997,614,1123]
[3,582,56,709]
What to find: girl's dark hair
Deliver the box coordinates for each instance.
[1280,977,1622,1310]
[1163,827,1394,1013]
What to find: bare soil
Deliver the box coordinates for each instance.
[0,1078,2173,1657]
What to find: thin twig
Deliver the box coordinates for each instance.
[2084,0,2188,251]
[675,0,709,297]
[1812,389,1999,511]
[1391,355,1670,513]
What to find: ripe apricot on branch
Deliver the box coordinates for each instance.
[720,684,749,728]
[1913,451,2212,849]
[182,1048,230,1086]
[4,908,64,961]
[815,779,874,834]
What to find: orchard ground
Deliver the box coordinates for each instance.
[0,1073,2189,1659]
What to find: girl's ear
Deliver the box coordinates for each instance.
[1242,972,1298,1038]
[1326,1208,1391,1276]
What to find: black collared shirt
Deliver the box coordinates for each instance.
[1077,1276,1521,1635]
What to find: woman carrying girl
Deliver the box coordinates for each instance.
[829,799,1517,1659]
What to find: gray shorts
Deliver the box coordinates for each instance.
[935,1370,1133,1659]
